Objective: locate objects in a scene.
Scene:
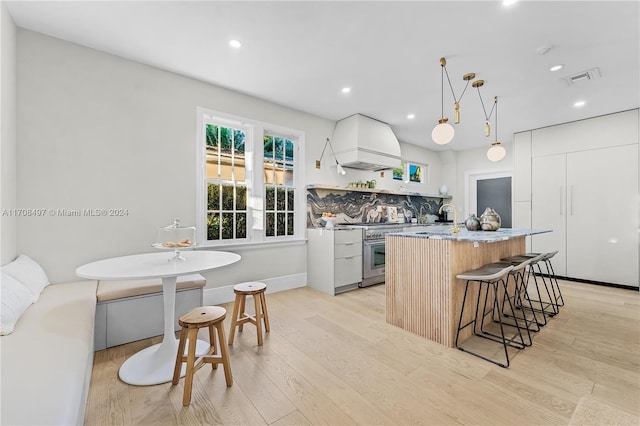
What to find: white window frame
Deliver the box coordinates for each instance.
[196,107,306,248]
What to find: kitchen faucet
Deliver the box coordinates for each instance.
[418,204,431,224]
[439,203,461,234]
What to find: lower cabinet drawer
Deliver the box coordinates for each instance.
[334,255,362,287]
[335,242,361,258]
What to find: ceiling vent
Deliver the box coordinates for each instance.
[563,67,601,85]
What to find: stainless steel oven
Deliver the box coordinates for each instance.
[356,223,406,287]
[363,238,386,287]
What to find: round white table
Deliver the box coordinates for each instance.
[76,250,241,386]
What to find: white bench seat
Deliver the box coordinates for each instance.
[94,274,205,350]
[1,280,98,426]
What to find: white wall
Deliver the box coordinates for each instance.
[16,29,335,285]
[1,2,17,265]
[453,142,514,218]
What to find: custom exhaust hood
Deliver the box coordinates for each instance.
[330,114,402,171]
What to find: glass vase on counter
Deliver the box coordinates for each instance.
[464,213,481,231]
[480,207,501,231]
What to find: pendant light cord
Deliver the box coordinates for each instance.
[477,87,496,122]
[444,65,472,104]
[440,64,445,118]
[494,96,498,142]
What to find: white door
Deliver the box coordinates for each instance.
[566,145,639,287]
[531,154,567,276]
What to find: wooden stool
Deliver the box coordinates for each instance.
[228,282,270,346]
[172,306,232,406]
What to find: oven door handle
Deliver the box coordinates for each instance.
[363,240,385,247]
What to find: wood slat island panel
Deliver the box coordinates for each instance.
[385,235,525,347]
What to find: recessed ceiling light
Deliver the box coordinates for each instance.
[574,100,586,108]
[407,114,415,119]
[229,40,242,48]
[550,64,564,72]
[341,87,351,94]
[503,0,519,6]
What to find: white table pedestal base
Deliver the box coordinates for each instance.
[119,338,210,385]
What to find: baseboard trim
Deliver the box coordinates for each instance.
[536,273,639,291]
[204,273,307,305]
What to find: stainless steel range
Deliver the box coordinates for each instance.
[345,223,407,287]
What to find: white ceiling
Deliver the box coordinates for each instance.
[6,0,639,151]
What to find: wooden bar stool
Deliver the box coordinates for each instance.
[228,282,270,346]
[172,306,232,406]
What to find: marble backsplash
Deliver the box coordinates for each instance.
[307,187,447,228]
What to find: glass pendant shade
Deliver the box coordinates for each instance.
[336,163,346,175]
[432,121,455,145]
[487,143,506,162]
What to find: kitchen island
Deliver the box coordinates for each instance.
[385,227,550,347]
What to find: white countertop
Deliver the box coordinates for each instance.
[388,227,551,243]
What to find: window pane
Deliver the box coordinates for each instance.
[205,124,218,149]
[221,213,234,239]
[274,137,284,160]
[220,157,233,180]
[276,188,286,211]
[266,213,275,237]
[220,127,232,152]
[206,152,219,179]
[287,189,294,211]
[274,161,286,185]
[264,162,275,184]
[207,213,220,240]
[221,185,234,210]
[287,213,294,236]
[266,187,275,210]
[234,157,246,182]
[264,135,274,160]
[277,213,286,236]
[284,165,293,186]
[236,213,246,238]
[207,184,220,210]
[285,139,294,162]
[233,130,245,155]
[236,186,246,210]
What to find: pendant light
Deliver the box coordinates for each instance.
[432,57,475,145]
[432,58,454,144]
[486,96,506,162]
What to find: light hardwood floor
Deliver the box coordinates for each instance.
[85,280,640,425]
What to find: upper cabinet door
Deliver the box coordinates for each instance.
[531,154,567,276]
[566,145,639,287]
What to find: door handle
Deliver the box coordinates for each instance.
[569,185,574,216]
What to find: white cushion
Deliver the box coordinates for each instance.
[2,254,50,302]
[0,272,34,335]
[0,280,98,426]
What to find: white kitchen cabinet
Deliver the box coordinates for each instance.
[566,145,638,286]
[531,154,568,276]
[531,145,639,287]
[307,228,362,295]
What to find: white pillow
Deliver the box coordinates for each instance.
[0,272,34,335]
[1,255,50,302]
